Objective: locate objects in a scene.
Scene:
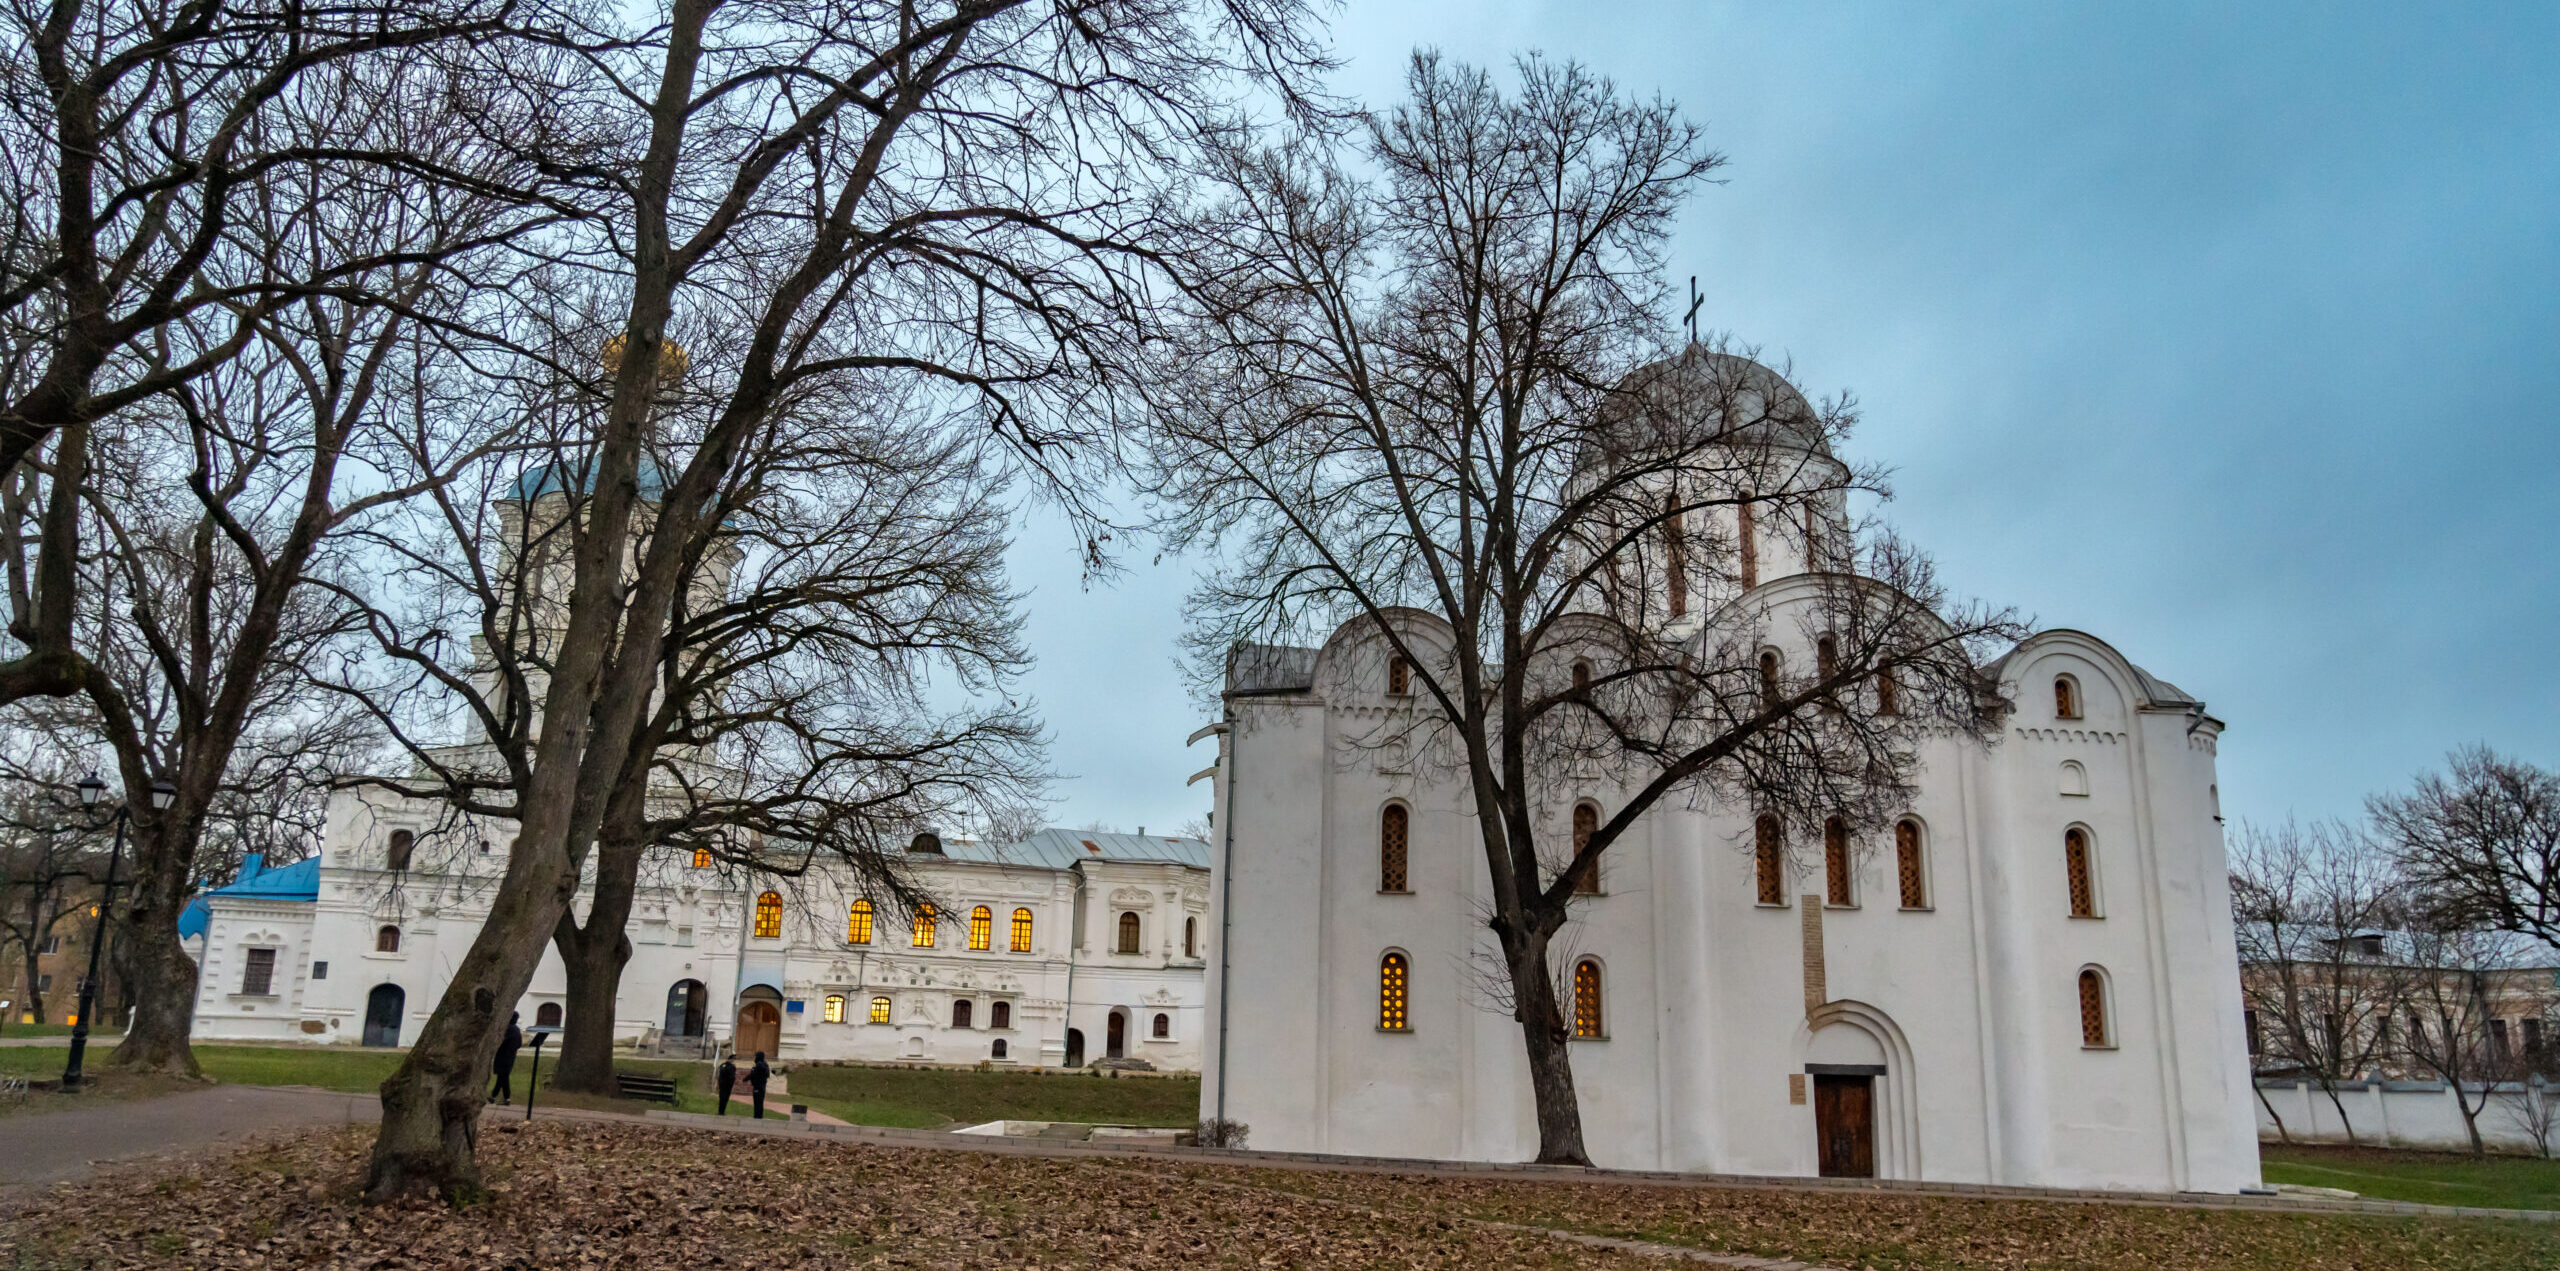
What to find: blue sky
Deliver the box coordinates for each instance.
[1005,2,2560,838]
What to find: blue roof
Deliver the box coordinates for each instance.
[179,852,319,941]
[508,456,674,503]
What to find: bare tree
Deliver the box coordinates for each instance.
[0,764,110,1025]
[1145,53,2020,1165]
[2371,747,2560,950]
[0,0,527,707]
[2392,921,2547,1156]
[338,0,1328,1200]
[2229,819,2401,1146]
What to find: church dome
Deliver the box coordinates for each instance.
[1581,348,1830,470]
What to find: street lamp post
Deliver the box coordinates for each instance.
[63,773,175,1092]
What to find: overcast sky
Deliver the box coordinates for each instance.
[1002,2,2560,839]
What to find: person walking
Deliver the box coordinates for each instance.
[717,1053,738,1116]
[749,1051,771,1120]
[489,1012,524,1106]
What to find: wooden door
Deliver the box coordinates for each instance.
[1814,1075,1875,1178]
[736,1001,781,1059]
[1105,1010,1126,1058]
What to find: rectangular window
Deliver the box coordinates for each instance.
[2244,1009,2260,1056]
[2491,1018,2511,1058]
[868,996,891,1024]
[312,961,329,980]
[823,995,845,1024]
[35,973,51,993]
[37,934,59,955]
[2528,1018,2546,1053]
[240,947,276,996]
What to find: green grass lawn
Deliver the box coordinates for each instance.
[0,1043,1201,1131]
[0,1023,113,1039]
[2262,1143,2560,1211]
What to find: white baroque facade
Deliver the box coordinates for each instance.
[183,790,1211,1072]
[1197,353,2261,1193]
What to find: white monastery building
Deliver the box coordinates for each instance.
[1197,352,2261,1193]
[181,816,1211,1071]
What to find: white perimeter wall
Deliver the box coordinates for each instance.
[2255,1079,2555,1154]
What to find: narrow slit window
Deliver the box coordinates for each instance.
[1379,952,1409,1031]
[1738,496,1759,589]
[1665,492,1688,618]
[1755,814,1784,905]
[2065,829,2097,917]
[1184,916,1198,957]
[1824,817,1852,906]
[1877,670,1900,716]
[1816,635,1841,712]
[1380,804,1409,893]
[1388,655,1412,695]
[1572,659,1593,691]
[1895,820,1926,909]
[1759,651,1781,708]
[2055,676,2081,720]
[1570,803,1600,895]
[1573,959,1604,1039]
[2079,968,2110,1047]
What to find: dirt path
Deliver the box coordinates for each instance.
[0,1085,377,1191]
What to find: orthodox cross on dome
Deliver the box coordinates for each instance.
[1683,274,1704,346]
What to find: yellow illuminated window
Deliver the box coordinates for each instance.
[969,906,992,950]
[868,996,891,1024]
[692,847,710,868]
[847,899,873,944]
[823,995,845,1023]
[1573,959,1603,1038]
[1379,952,1409,1031]
[1010,908,1034,952]
[912,903,936,948]
[753,891,782,939]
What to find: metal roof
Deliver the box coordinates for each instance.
[929,828,1212,871]
[1227,642,1320,696]
[178,852,321,940]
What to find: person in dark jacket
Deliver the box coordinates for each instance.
[749,1051,771,1119]
[717,1054,738,1116]
[490,1012,523,1105]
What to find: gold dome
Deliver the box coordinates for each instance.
[600,334,689,384]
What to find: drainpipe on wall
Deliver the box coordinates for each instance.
[1210,716,1237,1124]
[1062,863,1082,1066]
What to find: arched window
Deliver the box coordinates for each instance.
[2065,828,2097,917]
[992,1038,1008,1059]
[1184,916,1198,957]
[968,906,993,950]
[2060,760,2090,797]
[1571,659,1593,691]
[1816,635,1840,712]
[1759,651,1782,707]
[911,903,937,947]
[1010,907,1034,952]
[1380,804,1409,893]
[1824,817,1852,906]
[1570,803,1600,895]
[1803,501,1825,566]
[1738,496,1759,589]
[1378,952,1409,1031]
[1755,814,1785,906]
[1152,1012,1171,1039]
[991,1001,1011,1030]
[1572,959,1604,1039]
[848,899,873,945]
[1895,819,1927,909]
[1387,655,1412,696]
[2079,968,2111,1047]
[535,1001,561,1028]
[1116,911,1141,955]
[2055,675,2081,720]
[1664,492,1688,618]
[868,996,891,1024]
[386,830,414,872]
[692,847,711,868]
[823,995,845,1023]
[1876,670,1900,716]
[754,891,783,939]
[953,999,974,1029]
[375,925,401,953]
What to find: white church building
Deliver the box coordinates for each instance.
[181,803,1212,1071]
[1195,352,2261,1193]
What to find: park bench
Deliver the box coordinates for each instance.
[614,1072,680,1104]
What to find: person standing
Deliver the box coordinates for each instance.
[489,1012,524,1106]
[717,1053,738,1116]
[749,1051,771,1120]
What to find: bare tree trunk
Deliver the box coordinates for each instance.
[2253,1082,2291,1144]
[2317,1080,2361,1146]
[550,844,639,1094]
[1508,927,1589,1165]
[106,824,203,1075]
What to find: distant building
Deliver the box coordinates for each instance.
[181,810,1210,1070]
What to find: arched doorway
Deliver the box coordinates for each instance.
[1064,1027,1085,1068]
[1105,1009,1127,1059]
[362,984,405,1047]
[534,1001,562,1029]
[734,986,783,1058]
[665,979,706,1037]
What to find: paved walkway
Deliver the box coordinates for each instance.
[0,1085,377,1190]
